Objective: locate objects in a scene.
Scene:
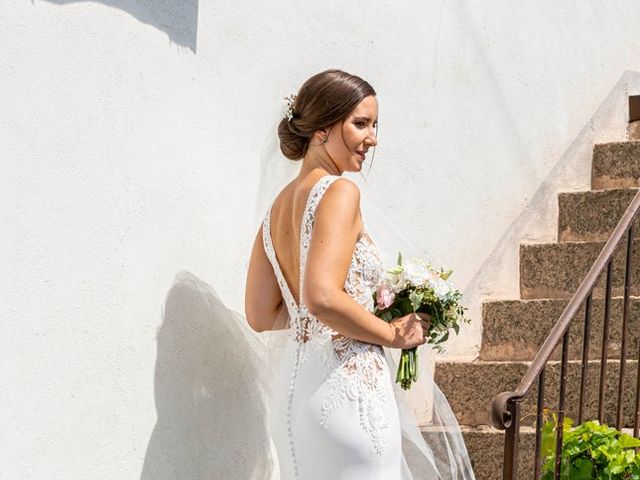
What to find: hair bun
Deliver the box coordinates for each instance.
[278,117,308,161]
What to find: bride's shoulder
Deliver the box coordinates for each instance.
[316,175,360,218]
[324,175,360,201]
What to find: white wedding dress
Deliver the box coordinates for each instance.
[151,171,476,479]
[263,174,402,479]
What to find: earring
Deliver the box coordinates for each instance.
[322,137,327,144]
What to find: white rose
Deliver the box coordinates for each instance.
[385,270,406,293]
[432,277,453,300]
[404,258,434,287]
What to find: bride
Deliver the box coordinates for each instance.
[243,69,476,479]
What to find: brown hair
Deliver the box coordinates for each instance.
[278,69,376,161]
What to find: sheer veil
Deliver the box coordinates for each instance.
[175,99,475,479]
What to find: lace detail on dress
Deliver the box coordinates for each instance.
[345,231,384,311]
[320,338,391,455]
[262,174,391,458]
[318,227,390,455]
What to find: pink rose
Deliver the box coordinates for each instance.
[376,285,395,310]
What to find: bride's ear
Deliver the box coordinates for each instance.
[313,127,328,142]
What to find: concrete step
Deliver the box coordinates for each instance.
[480,297,640,361]
[592,141,640,189]
[558,187,640,242]
[420,425,535,480]
[435,359,639,428]
[520,240,640,299]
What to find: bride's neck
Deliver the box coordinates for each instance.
[299,149,342,177]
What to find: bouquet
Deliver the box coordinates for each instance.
[373,253,470,390]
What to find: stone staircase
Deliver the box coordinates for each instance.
[425,137,640,478]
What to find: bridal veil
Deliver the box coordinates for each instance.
[159,100,476,479]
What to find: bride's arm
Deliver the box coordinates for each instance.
[303,178,396,348]
[245,227,287,332]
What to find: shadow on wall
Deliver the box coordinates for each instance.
[43,0,198,52]
[140,271,274,479]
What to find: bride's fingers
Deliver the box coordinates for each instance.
[411,313,430,328]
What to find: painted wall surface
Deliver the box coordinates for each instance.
[3,1,640,477]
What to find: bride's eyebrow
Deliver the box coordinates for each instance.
[353,116,378,123]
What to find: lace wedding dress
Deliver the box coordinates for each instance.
[263,174,402,479]
[151,172,475,479]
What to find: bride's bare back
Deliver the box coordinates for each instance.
[246,168,395,339]
[269,171,363,307]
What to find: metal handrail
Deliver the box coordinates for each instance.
[491,188,640,431]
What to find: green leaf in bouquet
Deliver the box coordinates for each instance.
[397,251,402,266]
[453,322,460,335]
[387,265,404,274]
[440,269,453,280]
[409,291,424,312]
[381,311,393,322]
[397,297,413,315]
[431,304,443,326]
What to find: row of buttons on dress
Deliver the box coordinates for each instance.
[286,337,303,479]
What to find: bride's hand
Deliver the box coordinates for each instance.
[388,312,432,349]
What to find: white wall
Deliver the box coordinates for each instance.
[3,1,640,478]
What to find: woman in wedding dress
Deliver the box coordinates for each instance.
[244,69,476,479]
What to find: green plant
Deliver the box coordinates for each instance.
[540,411,640,479]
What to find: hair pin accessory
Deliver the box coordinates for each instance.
[283,94,297,121]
